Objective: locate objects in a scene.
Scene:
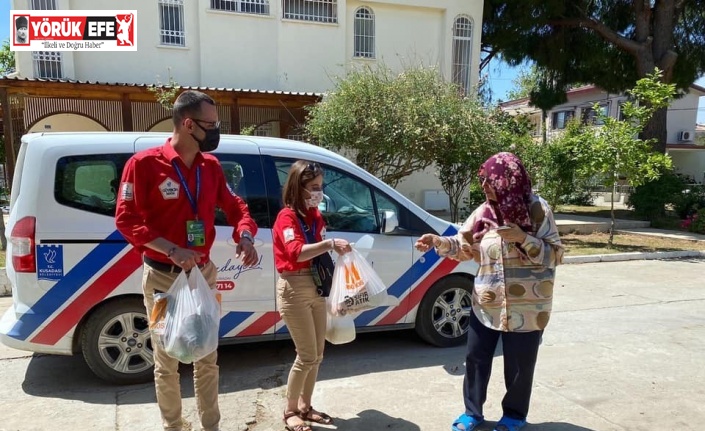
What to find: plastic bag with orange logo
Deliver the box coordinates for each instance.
[327,248,388,316]
[151,267,222,364]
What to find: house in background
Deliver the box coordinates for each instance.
[3,0,484,211]
[500,84,705,184]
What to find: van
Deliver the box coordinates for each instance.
[0,132,477,384]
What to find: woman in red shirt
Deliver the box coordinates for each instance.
[273,160,351,431]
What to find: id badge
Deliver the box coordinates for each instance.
[186,220,206,247]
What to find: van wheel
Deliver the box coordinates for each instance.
[415,276,473,347]
[81,298,154,385]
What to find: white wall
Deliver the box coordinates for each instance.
[667,92,702,143]
[28,113,107,132]
[668,150,705,183]
[13,0,484,93]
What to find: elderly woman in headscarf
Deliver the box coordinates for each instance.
[415,152,563,431]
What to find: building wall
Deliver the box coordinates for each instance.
[13,0,483,93]
[667,92,701,143]
[28,113,108,132]
[668,150,705,183]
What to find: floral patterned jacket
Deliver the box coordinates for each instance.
[435,195,563,332]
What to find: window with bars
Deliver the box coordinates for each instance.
[211,0,270,15]
[283,0,337,23]
[451,16,473,95]
[33,51,63,79]
[353,7,374,58]
[159,0,186,46]
[30,0,57,9]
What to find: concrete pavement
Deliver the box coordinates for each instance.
[0,258,704,430]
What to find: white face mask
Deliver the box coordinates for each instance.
[305,190,324,208]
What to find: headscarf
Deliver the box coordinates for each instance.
[471,152,533,241]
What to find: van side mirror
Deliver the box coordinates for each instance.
[380,210,398,234]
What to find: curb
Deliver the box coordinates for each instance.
[564,250,705,264]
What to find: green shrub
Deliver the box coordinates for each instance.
[673,184,705,219]
[684,208,705,234]
[627,169,686,219]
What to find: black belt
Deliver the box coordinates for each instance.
[144,256,207,273]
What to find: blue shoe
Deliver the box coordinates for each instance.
[494,416,527,431]
[452,413,484,431]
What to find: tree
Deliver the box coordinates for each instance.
[147,68,179,110]
[306,64,470,187]
[0,39,14,75]
[433,98,499,222]
[506,65,540,101]
[573,69,676,245]
[481,0,705,153]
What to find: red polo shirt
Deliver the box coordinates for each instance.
[273,207,326,273]
[115,139,258,264]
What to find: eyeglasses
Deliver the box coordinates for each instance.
[191,118,221,130]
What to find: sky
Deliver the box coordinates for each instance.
[0,3,703,123]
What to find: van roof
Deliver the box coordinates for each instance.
[20,131,351,164]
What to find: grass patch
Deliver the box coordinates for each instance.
[0,250,4,267]
[556,205,647,221]
[562,232,705,256]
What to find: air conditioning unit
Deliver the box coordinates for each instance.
[678,130,693,142]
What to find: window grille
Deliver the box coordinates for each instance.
[32,51,63,79]
[211,0,270,15]
[159,0,186,46]
[254,123,273,136]
[283,0,337,24]
[451,16,473,95]
[353,7,374,58]
[30,0,57,9]
[581,104,609,125]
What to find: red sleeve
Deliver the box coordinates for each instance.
[315,209,327,241]
[274,209,306,264]
[114,156,161,251]
[216,166,258,241]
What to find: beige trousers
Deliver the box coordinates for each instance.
[277,270,327,400]
[143,261,220,431]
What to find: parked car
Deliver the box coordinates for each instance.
[0,132,477,384]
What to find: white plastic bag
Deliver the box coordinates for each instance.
[325,313,356,345]
[151,267,221,364]
[327,248,388,316]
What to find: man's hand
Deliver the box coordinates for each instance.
[415,234,439,252]
[236,238,259,267]
[169,247,205,271]
[496,222,528,243]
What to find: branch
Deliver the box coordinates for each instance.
[480,50,497,72]
[549,17,644,56]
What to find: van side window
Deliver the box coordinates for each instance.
[273,159,378,233]
[55,154,131,217]
[214,154,271,229]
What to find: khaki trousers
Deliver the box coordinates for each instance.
[143,261,220,431]
[277,270,327,400]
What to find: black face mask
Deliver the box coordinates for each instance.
[191,121,220,152]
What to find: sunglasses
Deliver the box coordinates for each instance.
[305,162,322,174]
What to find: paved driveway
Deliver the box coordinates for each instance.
[0,259,704,431]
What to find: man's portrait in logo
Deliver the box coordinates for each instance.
[15,15,29,45]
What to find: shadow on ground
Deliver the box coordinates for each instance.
[332,409,421,430]
[21,329,469,404]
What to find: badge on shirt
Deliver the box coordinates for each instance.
[121,182,134,201]
[159,177,180,200]
[187,220,206,247]
[283,227,295,243]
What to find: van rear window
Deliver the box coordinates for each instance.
[55,154,131,217]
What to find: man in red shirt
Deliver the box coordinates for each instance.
[115,90,258,431]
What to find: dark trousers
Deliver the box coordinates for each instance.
[463,311,543,421]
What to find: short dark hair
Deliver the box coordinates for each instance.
[15,16,28,29]
[172,90,215,127]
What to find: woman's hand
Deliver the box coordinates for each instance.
[331,238,352,255]
[415,234,439,252]
[496,222,528,243]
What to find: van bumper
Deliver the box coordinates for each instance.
[0,307,73,355]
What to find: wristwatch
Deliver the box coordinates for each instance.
[240,231,254,244]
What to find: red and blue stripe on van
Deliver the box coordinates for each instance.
[9,225,460,344]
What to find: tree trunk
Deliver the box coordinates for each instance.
[608,182,616,248]
[0,213,5,251]
[640,106,669,153]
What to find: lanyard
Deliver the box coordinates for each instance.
[172,161,200,218]
[297,217,316,244]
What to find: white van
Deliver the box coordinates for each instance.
[1,132,478,384]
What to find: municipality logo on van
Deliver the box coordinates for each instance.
[159,177,180,200]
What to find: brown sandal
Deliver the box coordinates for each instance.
[299,406,334,425]
[283,411,312,431]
